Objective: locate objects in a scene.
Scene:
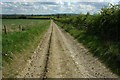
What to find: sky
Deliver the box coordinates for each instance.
[1,0,120,15]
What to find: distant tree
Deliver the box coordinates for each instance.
[19,15,27,19]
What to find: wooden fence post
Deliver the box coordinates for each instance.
[4,25,7,34]
[19,25,22,31]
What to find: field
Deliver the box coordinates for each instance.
[2,19,50,77]
[2,19,48,33]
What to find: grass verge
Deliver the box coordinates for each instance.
[2,19,50,77]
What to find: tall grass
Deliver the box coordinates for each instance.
[2,19,50,63]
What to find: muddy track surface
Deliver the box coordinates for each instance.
[17,20,118,78]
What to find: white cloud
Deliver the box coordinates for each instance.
[1,0,119,2]
[2,2,110,14]
[2,0,58,2]
[42,6,48,10]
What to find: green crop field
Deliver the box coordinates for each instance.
[2,19,43,25]
[2,19,48,33]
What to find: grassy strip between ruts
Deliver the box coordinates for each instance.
[55,21,120,77]
[2,19,50,77]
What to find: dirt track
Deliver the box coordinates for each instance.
[17,20,118,78]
